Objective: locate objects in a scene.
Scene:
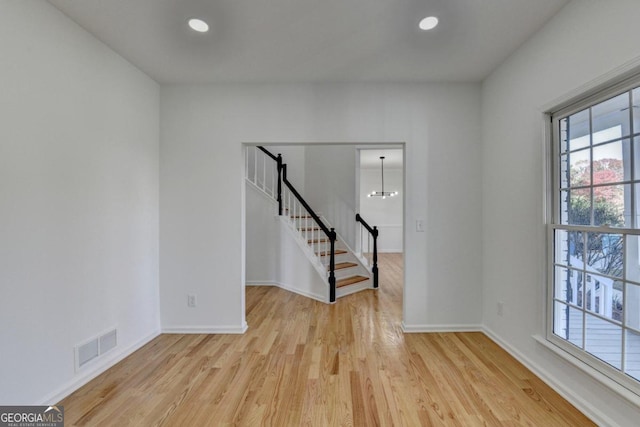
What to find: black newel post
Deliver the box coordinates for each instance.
[329,228,336,303]
[372,226,379,289]
[277,154,283,216]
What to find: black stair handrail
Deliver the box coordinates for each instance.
[257,146,337,302]
[257,146,278,162]
[257,146,283,214]
[282,165,331,237]
[355,213,379,289]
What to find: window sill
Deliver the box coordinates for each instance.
[533,334,640,407]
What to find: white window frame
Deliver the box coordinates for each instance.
[547,74,640,396]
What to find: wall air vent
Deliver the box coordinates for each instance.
[99,329,117,354]
[77,339,99,368]
[75,328,117,371]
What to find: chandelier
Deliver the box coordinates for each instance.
[367,156,398,199]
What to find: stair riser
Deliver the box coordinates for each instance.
[298,228,321,233]
[290,218,316,225]
[310,247,333,255]
[335,279,372,298]
[334,269,365,280]
[329,262,368,280]
[307,241,349,249]
[318,254,352,264]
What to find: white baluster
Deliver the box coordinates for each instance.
[254,147,258,185]
[271,162,275,198]
[245,147,249,180]
[262,154,266,192]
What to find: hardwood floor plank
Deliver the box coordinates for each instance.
[59,254,595,426]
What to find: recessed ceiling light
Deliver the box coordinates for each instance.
[188,18,209,33]
[419,16,439,31]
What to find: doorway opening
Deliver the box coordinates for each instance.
[243,143,405,322]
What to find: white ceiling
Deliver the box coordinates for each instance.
[360,149,403,169]
[48,0,570,84]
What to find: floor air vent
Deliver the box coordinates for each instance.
[75,328,117,371]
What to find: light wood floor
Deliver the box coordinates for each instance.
[59,253,594,426]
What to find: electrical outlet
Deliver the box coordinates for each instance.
[187,294,197,308]
[497,301,504,316]
[416,219,425,232]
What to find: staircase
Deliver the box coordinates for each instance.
[289,213,371,299]
[246,146,379,302]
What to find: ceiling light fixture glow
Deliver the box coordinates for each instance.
[188,18,209,33]
[419,16,439,31]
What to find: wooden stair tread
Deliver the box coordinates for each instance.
[331,262,357,271]
[308,238,329,243]
[336,275,369,288]
[317,249,347,256]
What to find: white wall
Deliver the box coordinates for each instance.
[245,181,328,299]
[160,83,482,333]
[0,1,160,405]
[359,167,403,252]
[482,0,640,424]
[245,183,279,284]
[245,144,311,286]
[276,220,328,302]
[272,145,306,192]
[304,145,357,249]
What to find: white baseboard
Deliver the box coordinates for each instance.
[276,282,327,303]
[41,329,161,405]
[246,281,277,286]
[401,323,483,333]
[482,327,618,427]
[162,322,248,334]
[246,279,327,303]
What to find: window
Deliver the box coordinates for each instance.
[550,79,640,391]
